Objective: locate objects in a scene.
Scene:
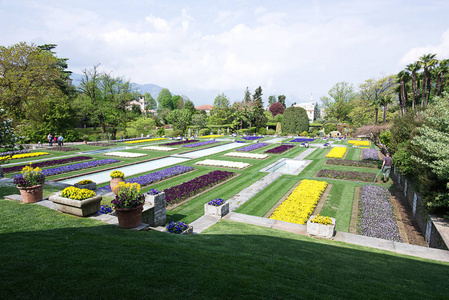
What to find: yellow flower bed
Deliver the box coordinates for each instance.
[198,135,225,138]
[310,214,333,225]
[124,138,166,144]
[269,179,328,224]
[0,152,50,161]
[325,147,347,158]
[348,140,370,146]
[61,186,96,200]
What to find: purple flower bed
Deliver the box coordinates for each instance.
[357,185,403,242]
[97,165,194,192]
[316,169,377,182]
[363,149,379,160]
[290,138,315,143]
[207,198,225,206]
[163,140,199,146]
[235,143,269,152]
[182,140,219,148]
[164,170,234,205]
[264,144,294,154]
[325,159,378,168]
[3,156,93,174]
[242,136,264,140]
[12,159,120,178]
[0,149,29,156]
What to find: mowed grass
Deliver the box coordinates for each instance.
[0,201,448,300]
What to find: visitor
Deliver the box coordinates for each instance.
[382,153,392,183]
[54,134,57,146]
[58,134,64,146]
[47,133,53,146]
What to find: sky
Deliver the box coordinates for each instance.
[2,0,449,107]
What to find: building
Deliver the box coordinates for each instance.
[126,95,146,112]
[194,104,214,116]
[294,95,315,121]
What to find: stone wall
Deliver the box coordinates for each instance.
[142,192,166,227]
[391,167,448,250]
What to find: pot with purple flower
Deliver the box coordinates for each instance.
[204,198,229,218]
[111,182,145,229]
[165,221,193,235]
[14,164,45,203]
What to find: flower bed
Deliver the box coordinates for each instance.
[198,135,224,139]
[195,159,249,169]
[140,146,177,151]
[325,147,347,158]
[164,170,235,206]
[182,141,219,148]
[103,151,147,158]
[316,169,376,182]
[0,149,29,156]
[235,143,269,152]
[224,152,268,159]
[325,159,379,168]
[2,156,93,174]
[97,165,194,192]
[290,138,315,143]
[357,185,403,242]
[45,147,80,152]
[242,136,264,140]
[269,179,328,224]
[163,140,198,146]
[124,138,166,144]
[264,144,294,154]
[0,152,49,161]
[362,148,379,160]
[348,140,370,146]
[85,142,116,146]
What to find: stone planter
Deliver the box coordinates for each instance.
[307,215,336,239]
[74,182,97,191]
[18,184,44,204]
[204,201,229,218]
[143,192,166,227]
[110,178,125,194]
[49,194,102,217]
[115,204,144,229]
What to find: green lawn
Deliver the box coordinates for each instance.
[0,200,448,299]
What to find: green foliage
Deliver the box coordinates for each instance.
[276,122,282,135]
[126,117,156,137]
[268,95,277,107]
[157,88,173,110]
[169,129,183,137]
[171,95,183,110]
[156,127,165,136]
[200,128,211,136]
[324,123,337,134]
[278,95,286,108]
[320,82,356,122]
[168,109,192,133]
[258,127,267,135]
[144,92,157,110]
[380,129,392,150]
[209,93,231,125]
[281,107,309,134]
[184,99,195,113]
[191,114,208,128]
[267,129,275,135]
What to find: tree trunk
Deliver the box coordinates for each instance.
[411,73,417,110]
[400,79,407,115]
[440,73,445,95]
[426,76,432,105]
[374,107,378,126]
[434,74,441,98]
[421,68,427,107]
[383,104,387,125]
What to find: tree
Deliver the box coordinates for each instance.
[269,102,285,117]
[0,106,23,164]
[396,71,410,116]
[419,53,437,107]
[191,113,208,128]
[268,95,277,107]
[278,95,286,108]
[172,95,183,110]
[379,94,393,125]
[157,88,173,110]
[144,92,157,110]
[406,61,421,110]
[252,86,268,129]
[244,87,251,103]
[281,107,309,134]
[126,116,156,137]
[168,109,192,133]
[321,82,356,122]
[209,93,231,126]
[184,99,195,113]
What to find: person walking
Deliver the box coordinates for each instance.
[47,133,53,146]
[382,152,392,183]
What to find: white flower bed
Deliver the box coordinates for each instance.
[195,159,250,169]
[224,152,268,159]
[103,151,147,158]
[141,146,177,151]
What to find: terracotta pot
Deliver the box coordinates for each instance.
[18,184,44,204]
[110,178,125,194]
[115,204,144,229]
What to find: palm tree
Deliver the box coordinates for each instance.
[379,94,393,125]
[435,59,449,97]
[419,53,437,107]
[397,71,410,115]
[406,61,421,110]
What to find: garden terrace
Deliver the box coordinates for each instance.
[325,159,379,169]
[264,144,295,154]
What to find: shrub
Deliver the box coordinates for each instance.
[258,127,267,135]
[324,123,337,134]
[267,129,275,135]
[281,107,309,134]
[200,128,211,136]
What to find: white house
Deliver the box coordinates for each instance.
[294,95,315,121]
[126,95,146,112]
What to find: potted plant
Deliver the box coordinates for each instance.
[204,198,229,218]
[74,179,97,191]
[110,170,125,194]
[49,186,102,217]
[306,214,336,239]
[13,164,45,203]
[165,221,193,235]
[111,182,145,229]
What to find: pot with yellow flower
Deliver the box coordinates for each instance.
[112,182,145,229]
[74,179,97,191]
[110,170,125,194]
[13,164,45,203]
[49,186,102,217]
[306,214,336,239]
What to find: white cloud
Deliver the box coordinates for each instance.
[145,14,171,32]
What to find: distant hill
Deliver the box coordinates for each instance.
[70,73,163,100]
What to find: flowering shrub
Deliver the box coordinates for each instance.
[235,143,269,152]
[110,170,125,179]
[264,144,294,154]
[195,159,249,169]
[310,214,333,225]
[325,147,347,158]
[166,221,189,234]
[103,151,147,158]
[182,141,219,148]
[163,140,198,146]
[224,152,268,159]
[362,148,379,160]
[316,169,377,182]
[111,182,145,208]
[98,205,113,214]
[124,138,166,144]
[290,138,315,143]
[0,152,49,161]
[13,164,45,187]
[164,170,234,205]
[140,146,176,151]
[2,156,92,174]
[147,189,161,195]
[357,185,403,242]
[61,186,96,200]
[269,179,328,224]
[348,140,370,146]
[77,179,93,185]
[207,198,225,206]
